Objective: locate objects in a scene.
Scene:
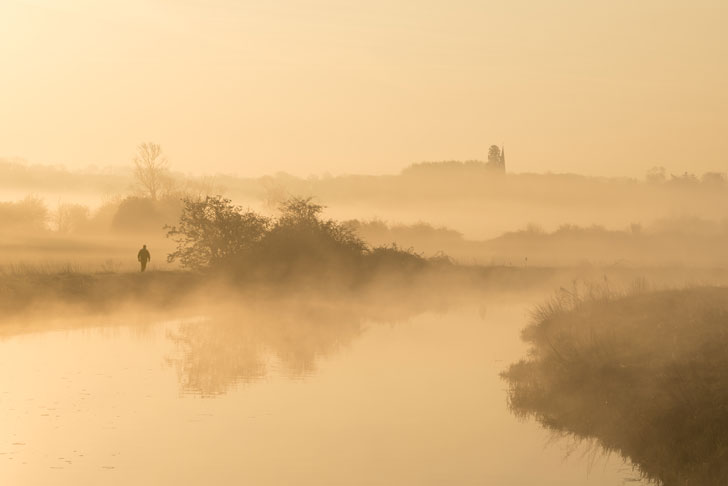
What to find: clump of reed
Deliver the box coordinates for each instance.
[502,284,728,485]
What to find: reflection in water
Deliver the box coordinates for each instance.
[166,296,446,396]
[167,305,361,395]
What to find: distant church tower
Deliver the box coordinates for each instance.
[487,144,506,173]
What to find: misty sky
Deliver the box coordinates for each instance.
[1,0,726,177]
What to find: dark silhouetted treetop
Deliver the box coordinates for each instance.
[278,196,325,225]
[166,195,270,269]
[255,196,367,265]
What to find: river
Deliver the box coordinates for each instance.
[0,292,646,485]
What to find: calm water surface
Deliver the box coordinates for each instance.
[0,295,646,485]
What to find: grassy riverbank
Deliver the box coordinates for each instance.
[503,286,728,485]
[0,259,560,322]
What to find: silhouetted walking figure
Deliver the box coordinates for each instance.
[138,244,151,272]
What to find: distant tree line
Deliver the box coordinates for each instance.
[403,144,505,175]
[646,166,727,185]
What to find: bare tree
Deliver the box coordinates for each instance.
[133,142,169,200]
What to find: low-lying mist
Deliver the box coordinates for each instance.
[2,156,727,241]
[2,154,727,486]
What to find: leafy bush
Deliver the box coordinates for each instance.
[252,197,366,271]
[166,195,270,270]
[165,195,428,281]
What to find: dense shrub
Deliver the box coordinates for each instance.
[249,197,366,274]
[166,195,426,281]
[166,195,270,270]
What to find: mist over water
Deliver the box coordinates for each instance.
[1,152,727,485]
[2,153,728,485]
[3,2,728,484]
[0,290,651,485]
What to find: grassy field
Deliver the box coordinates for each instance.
[503,286,728,485]
[2,259,728,322]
